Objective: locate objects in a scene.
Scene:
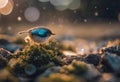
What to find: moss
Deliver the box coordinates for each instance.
[0,56,8,69]
[59,43,76,52]
[60,60,88,76]
[107,39,120,47]
[0,69,19,82]
[10,39,63,77]
[39,73,84,82]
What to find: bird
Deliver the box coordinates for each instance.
[18,26,55,44]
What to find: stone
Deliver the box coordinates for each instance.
[103,52,120,72]
[85,64,101,79]
[99,73,117,82]
[85,54,101,66]
[41,66,61,77]
[0,48,12,60]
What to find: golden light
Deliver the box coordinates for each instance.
[63,51,77,56]
[17,16,22,21]
[0,0,8,8]
[0,0,14,15]
[94,12,99,16]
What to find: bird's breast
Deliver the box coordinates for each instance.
[29,34,48,43]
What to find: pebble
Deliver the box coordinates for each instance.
[0,48,12,60]
[85,54,101,66]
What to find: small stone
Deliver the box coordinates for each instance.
[104,46,120,56]
[62,56,83,65]
[85,54,101,66]
[85,64,101,79]
[103,52,120,72]
[99,73,116,82]
[41,66,61,77]
[5,43,21,53]
[0,38,22,53]
[0,48,12,60]
[0,39,10,45]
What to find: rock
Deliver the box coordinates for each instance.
[85,54,101,66]
[104,46,120,56]
[41,66,61,77]
[0,38,22,53]
[103,52,120,72]
[0,48,12,60]
[0,39,10,45]
[99,73,117,82]
[85,64,101,79]
[5,43,21,53]
[62,56,84,65]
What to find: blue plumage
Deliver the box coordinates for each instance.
[18,26,54,43]
[30,28,51,37]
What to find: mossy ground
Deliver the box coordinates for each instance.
[1,38,120,82]
[10,39,64,77]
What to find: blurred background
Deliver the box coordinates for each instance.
[0,0,120,40]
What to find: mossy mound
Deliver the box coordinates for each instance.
[0,69,19,82]
[39,73,84,82]
[60,60,88,76]
[9,40,63,77]
[0,56,8,69]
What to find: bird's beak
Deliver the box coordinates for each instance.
[51,33,55,35]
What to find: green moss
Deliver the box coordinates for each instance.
[39,73,84,82]
[59,43,76,52]
[61,60,88,76]
[0,69,19,82]
[0,56,8,69]
[10,39,63,77]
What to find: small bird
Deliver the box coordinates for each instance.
[18,26,55,44]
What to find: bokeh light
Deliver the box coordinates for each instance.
[50,0,73,7]
[84,19,87,23]
[7,26,12,31]
[55,5,68,11]
[24,7,40,22]
[68,0,80,10]
[0,0,14,15]
[0,0,8,8]
[94,12,99,16]
[38,0,81,11]
[17,16,22,21]
[38,0,49,2]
